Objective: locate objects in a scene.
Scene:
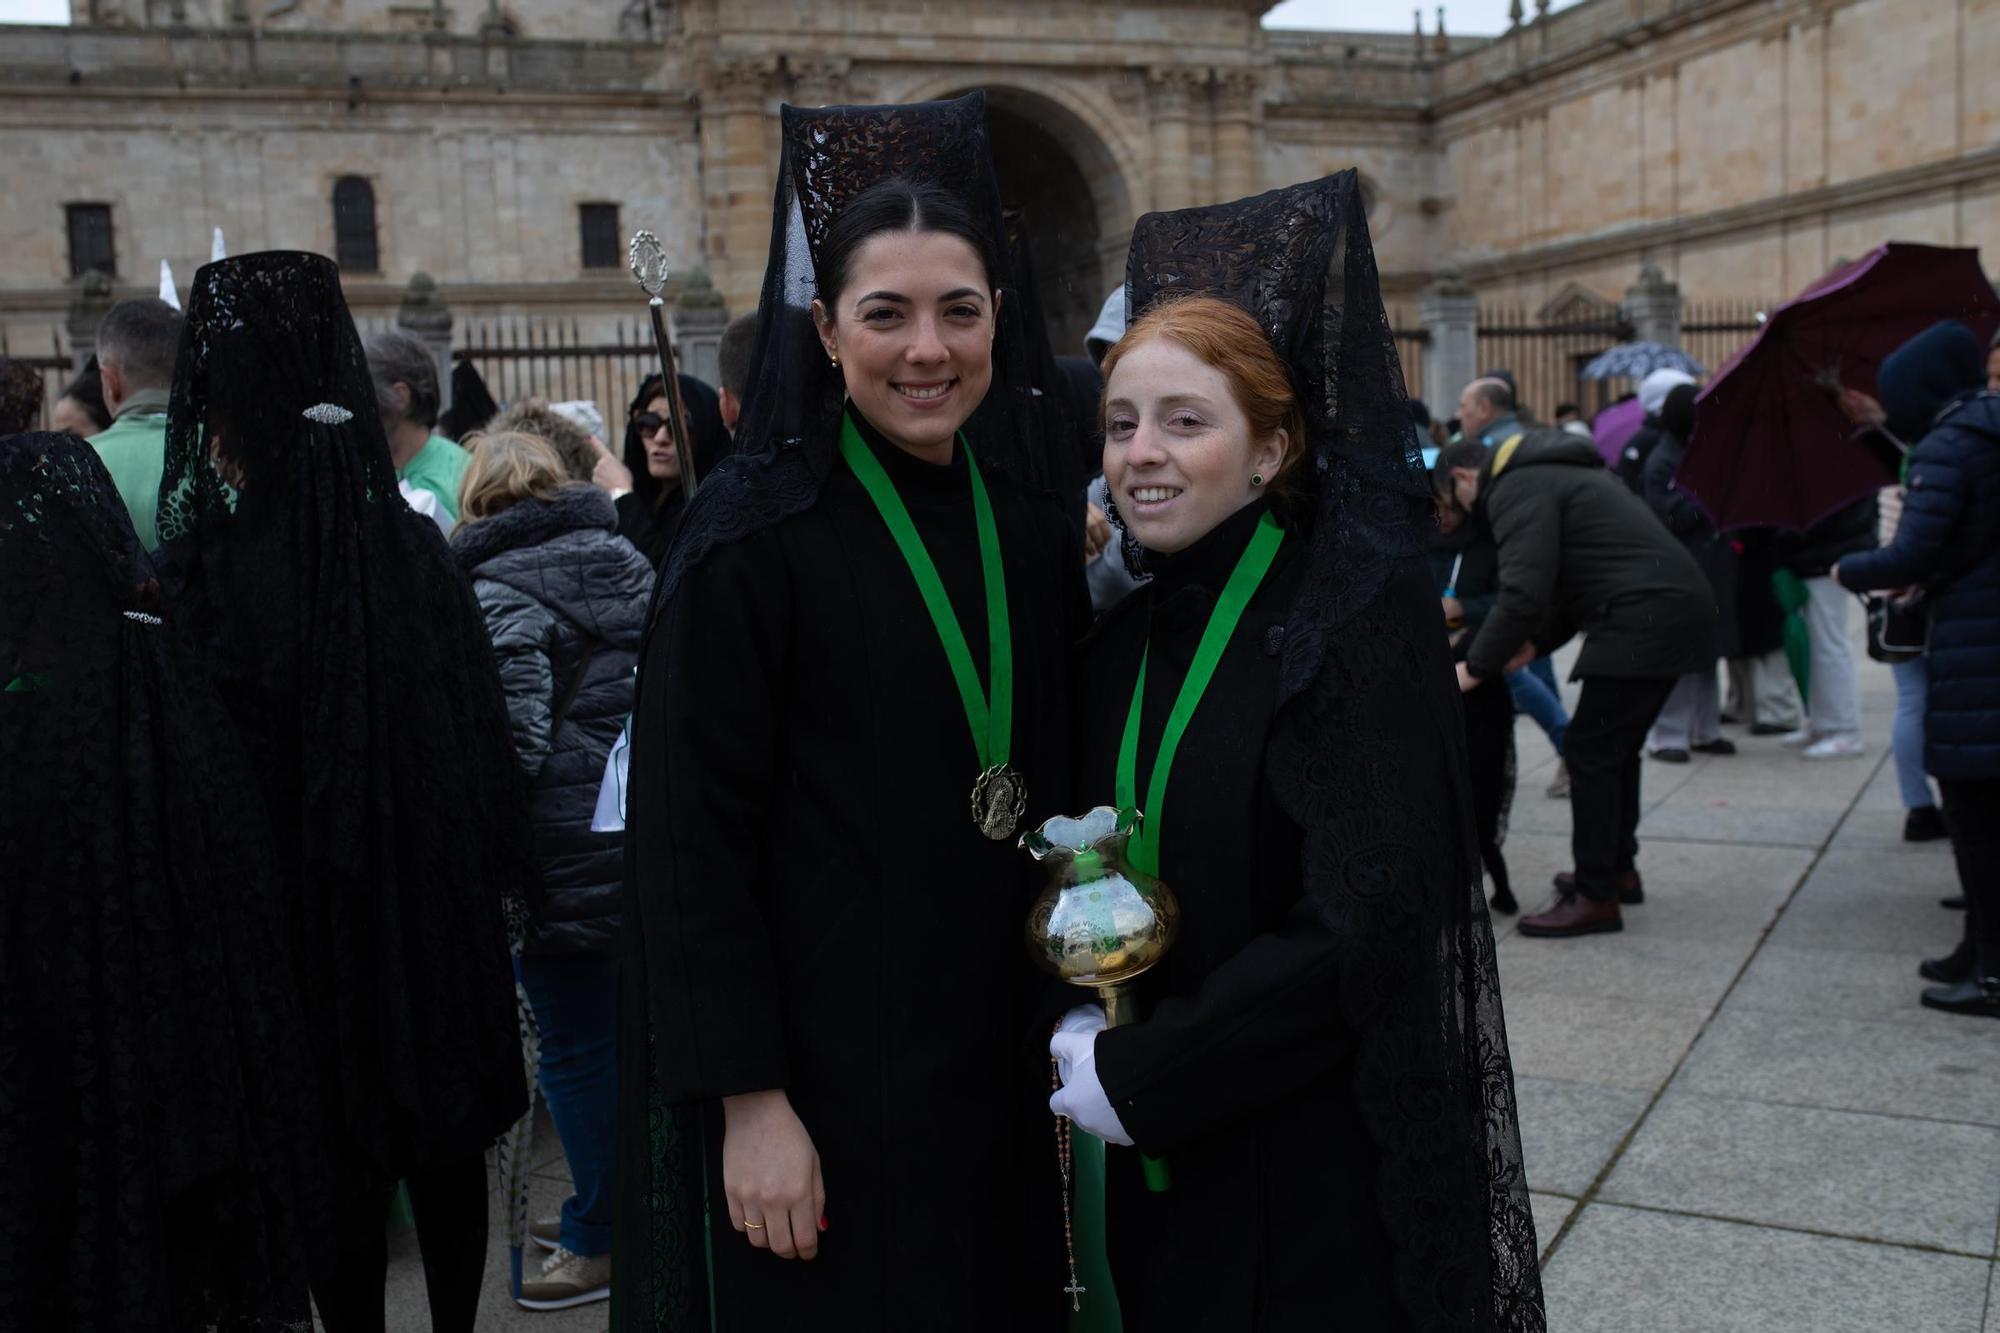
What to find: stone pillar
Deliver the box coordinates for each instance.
[1146,67,1205,212]
[700,55,782,317]
[1622,262,1683,346]
[1419,269,1479,415]
[66,270,115,375]
[396,272,455,412]
[1212,69,1262,205]
[670,267,729,387]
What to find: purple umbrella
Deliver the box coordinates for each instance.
[1591,397,1645,468]
[1679,243,2000,532]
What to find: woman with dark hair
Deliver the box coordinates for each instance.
[156,252,533,1332]
[614,371,732,568]
[1050,177,1543,1331]
[614,94,1082,1329]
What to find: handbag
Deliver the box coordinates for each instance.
[1863,590,1929,664]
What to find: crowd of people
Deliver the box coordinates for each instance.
[4,83,1995,1333]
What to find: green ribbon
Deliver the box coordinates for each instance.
[1115,511,1285,878]
[838,413,1012,774]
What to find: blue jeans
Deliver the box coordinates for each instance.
[517,952,619,1257]
[1509,656,1570,756]
[1889,656,1936,811]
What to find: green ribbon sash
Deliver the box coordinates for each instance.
[1115,511,1285,877]
[838,414,1013,774]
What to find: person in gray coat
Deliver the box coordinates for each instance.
[451,430,654,1310]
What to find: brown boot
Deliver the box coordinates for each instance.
[1519,892,1624,938]
[1551,869,1644,904]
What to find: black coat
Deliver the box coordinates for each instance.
[1467,429,1717,681]
[1642,430,1741,660]
[1082,501,1407,1332]
[455,484,653,954]
[1838,394,2000,780]
[1616,417,1666,495]
[627,419,1084,1327]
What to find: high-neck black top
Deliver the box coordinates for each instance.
[1077,497,1408,1332]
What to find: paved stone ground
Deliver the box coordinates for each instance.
[386,642,1999,1330]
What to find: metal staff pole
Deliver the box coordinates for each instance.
[627,230,699,501]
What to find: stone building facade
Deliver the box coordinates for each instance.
[2,0,1993,382]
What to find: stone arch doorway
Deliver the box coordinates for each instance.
[933,83,1135,357]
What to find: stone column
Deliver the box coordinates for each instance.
[700,55,782,317]
[1146,67,1205,212]
[1622,262,1683,346]
[1212,68,1262,205]
[396,272,455,412]
[670,267,729,387]
[66,270,115,375]
[1419,269,1479,415]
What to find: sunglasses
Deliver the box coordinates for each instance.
[634,412,672,436]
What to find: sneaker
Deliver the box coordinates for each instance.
[1903,806,1948,842]
[516,1246,611,1311]
[1802,734,1864,760]
[529,1217,561,1252]
[1779,727,1819,749]
[1544,760,1570,799]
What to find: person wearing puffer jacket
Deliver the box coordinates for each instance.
[452,430,655,1308]
[1836,321,2000,1020]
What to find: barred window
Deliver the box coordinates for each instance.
[333,176,380,273]
[65,203,115,277]
[580,203,621,270]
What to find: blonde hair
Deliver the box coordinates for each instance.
[457,429,568,521]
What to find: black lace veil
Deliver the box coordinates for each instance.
[1123,174,1546,1329]
[650,90,1057,607]
[2,432,327,1331]
[157,252,530,1177]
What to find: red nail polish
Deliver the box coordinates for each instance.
[818,1214,829,1231]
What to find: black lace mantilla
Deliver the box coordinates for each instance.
[158,252,531,1179]
[649,90,1058,610]
[1122,175,1546,1329]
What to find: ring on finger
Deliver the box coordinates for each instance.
[744,1220,766,1230]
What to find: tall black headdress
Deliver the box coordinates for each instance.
[650,90,1056,607]
[1123,175,1546,1329]
[158,252,530,1179]
[2,431,329,1330]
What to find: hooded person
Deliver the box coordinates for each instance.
[155,251,533,1332]
[1615,368,1696,493]
[438,359,501,442]
[1,431,330,1333]
[614,370,733,569]
[1835,320,2000,1018]
[613,92,1084,1329]
[1054,174,1545,1331]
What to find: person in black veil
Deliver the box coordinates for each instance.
[1,431,328,1332]
[1049,174,1545,1331]
[613,92,1083,1329]
[438,359,500,441]
[155,252,533,1332]
[614,370,733,568]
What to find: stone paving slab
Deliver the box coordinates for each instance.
[1543,1204,1992,1333]
[1529,1192,1579,1261]
[1730,941,1963,1027]
[1675,1005,2000,1128]
[1495,929,1751,1010]
[1500,989,1714,1090]
[1512,1076,1652,1197]
[1599,1090,2000,1254]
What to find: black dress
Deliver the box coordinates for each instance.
[1079,500,1410,1332]
[627,413,1085,1328]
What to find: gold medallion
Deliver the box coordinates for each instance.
[971,764,1028,841]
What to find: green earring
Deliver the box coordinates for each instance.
[1250,472,1265,487]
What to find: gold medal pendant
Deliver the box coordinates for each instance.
[972,763,1028,841]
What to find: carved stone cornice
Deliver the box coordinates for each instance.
[1145,64,1207,118]
[1211,66,1263,120]
[786,54,851,108]
[700,52,780,114]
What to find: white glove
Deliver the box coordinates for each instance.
[1048,1005,1133,1147]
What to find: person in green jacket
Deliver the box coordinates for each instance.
[365,329,470,520]
[89,297,183,551]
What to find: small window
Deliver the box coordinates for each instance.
[579,203,622,270]
[333,176,380,273]
[66,203,115,277]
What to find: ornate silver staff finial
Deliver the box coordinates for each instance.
[629,230,671,304]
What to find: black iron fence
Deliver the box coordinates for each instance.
[453,316,658,431]
[1475,305,1635,420]
[1683,299,1769,380]
[1388,308,1427,404]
